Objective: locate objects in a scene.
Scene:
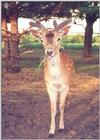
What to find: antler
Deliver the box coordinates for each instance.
[53,18,72,30]
[29,20,45,29]
[53,20,58,30]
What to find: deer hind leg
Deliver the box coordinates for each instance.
[47,88,58,136]
[59,86,69,130]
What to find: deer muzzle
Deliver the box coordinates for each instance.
[45,48,55,60]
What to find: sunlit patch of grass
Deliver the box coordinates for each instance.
[20,48,45,68]
[79,65,98,70]
[76,64,99,76]
[20,48,99,77]
[2,46,99,77]
[20,48,44,59]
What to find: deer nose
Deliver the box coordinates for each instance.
[47,50,53,56]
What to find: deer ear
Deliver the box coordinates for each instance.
[59,26,71,36]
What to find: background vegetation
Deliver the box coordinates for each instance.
[19,34,99,49]
[2,1,99,72]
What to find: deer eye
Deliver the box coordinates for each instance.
[57,38,60,41]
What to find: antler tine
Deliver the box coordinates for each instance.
[29,22,37,28]
[36,20,45,29]
[29,20,45,29]
[58,18,72,30]
[53,20,58,30]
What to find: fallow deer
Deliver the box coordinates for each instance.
[29,19,74,137]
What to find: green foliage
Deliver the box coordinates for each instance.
[79,3,99,17]
[61,43,99,50]
[61,43,84,49]
[2,1,99,21]
[92,35,100,43]
[19,34,43,48]
[61,34,84,44]
[19,34,99,49]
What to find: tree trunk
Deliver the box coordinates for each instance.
[84,22,93,57]
[2,18,10,72]
[83,14,97,58]
[9,3,21,73]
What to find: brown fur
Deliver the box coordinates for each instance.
[44,51,74,85]
[29,19,74,136]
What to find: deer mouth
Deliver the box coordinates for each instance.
[45,49,55,60]
[45,52,56,65]
[47,54,54,60]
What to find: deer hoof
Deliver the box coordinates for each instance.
[48,134,54,138]
[58,128,65,133]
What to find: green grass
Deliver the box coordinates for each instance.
[19,42,99,50]
[19,42,99,49]
[61,43,84,49]
[61,43,99,50]
[2,43,99,77]
[1,42,99,51]
[28,42,43,49]
[19,47,99,77]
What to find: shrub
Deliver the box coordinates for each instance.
[19,34,42,48]
[92,35,100,43]
[19,34,99,49]
[61,34,84,44]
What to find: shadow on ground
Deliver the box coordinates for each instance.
[2,68,99,139]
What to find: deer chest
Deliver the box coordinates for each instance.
[49,64,61,80]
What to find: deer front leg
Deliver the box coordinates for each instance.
[47,88,58,136]
[59,87,69,130]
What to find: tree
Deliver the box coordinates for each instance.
[1,1,61,72]
[2,2,21,73]
[32,1,99,57]
[83,3,99,57]
[2,2,31,73]
[2,2,10,72]
[70,2,99,57]
[2,2,99,73]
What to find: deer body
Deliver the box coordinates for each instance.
[44,47,74,135]
[44,49,73,92]
[29,19,74,136]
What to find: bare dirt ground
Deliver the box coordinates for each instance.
[1,48,99,139]
[2,67,99,139]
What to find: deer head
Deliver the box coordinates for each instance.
[29,19,71,61]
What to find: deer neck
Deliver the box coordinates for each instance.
[47,50,61,66]
[46,48,63,78]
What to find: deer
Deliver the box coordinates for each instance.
[29,19,74,137]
